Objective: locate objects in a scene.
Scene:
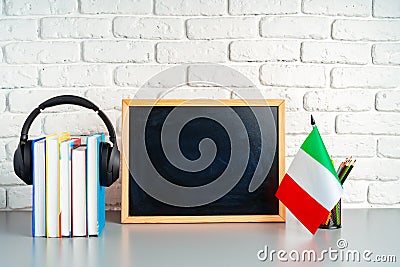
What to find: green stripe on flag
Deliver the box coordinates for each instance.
[300,126,340,182]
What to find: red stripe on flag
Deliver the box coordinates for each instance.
[276,174,329,234]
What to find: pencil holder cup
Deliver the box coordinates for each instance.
[319,199,341,229]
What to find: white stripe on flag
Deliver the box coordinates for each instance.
[287,149,343,211]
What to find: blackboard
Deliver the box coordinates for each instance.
[121,100,285,223]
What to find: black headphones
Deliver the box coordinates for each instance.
[13,95,120,187]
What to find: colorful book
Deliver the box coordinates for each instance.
[46,132,70,238]
[59,138,81,237]
[86,134,106,236]
[71,146,87,237]
[32,137,46,237]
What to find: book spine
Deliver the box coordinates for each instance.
[32,141,35,237]
[97,133,106,235]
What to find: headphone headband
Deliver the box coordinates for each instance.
[39,95,100,111]
[20,95,117,145]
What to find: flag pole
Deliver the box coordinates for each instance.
[311,115,315,127]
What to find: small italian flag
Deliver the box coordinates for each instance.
[276,123,343,234]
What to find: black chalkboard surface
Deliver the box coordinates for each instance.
[121,100,285,223]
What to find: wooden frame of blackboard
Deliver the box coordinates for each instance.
[121,99,285,223]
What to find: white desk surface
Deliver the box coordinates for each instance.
[0,209,399,267]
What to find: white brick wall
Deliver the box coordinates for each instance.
[302,0,371,17]
[80,0,151,15]
[40,65,112,87]
[260,64,326,87]
[372,43,400,65]
[373,0,400,18]
[114,65,185,87]
[187,18,258,39]
[230,40,298,62]
[155,0,226,15]
[0,19,38,41]
[0,66,38,88]
[114,17,184,39]
[378,137,400,158]
[304,90,374,111]
[9,89,84,113]
[229,0,299,15]
[1,0,400,210]
[5,0,77,15]
[83,41,153,63]
[0,188,6,208]
[301,42,370,64]
[260,16,331,39]
[336,113,400,135]
[41,17,112,39]
[7,186,32,209]
[156,41,227,63]
[0,93,6,113]
[331,67,400,88]
[5,42,80,64]
[368,182,400,204]
[376,90,400,111]
[332,20,400,41]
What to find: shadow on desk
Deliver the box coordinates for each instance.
[0,211,121,237]
[106,210,121,224]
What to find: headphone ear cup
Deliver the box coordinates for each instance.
[13,145,24,181]
[13,141,33,185]
[99,142,111,187]
[23,140,32,184]
[109,146,120,184]
[98,142,120,187]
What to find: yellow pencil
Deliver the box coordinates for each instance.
[324,212,331,225]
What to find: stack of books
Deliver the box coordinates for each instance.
[32,132,106,238]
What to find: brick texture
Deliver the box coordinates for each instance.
[331,67,400,88]
[372,44,400,65]
[332,20,400,41]
[155,0,226,15]
[260,64,326,87]
[373,0,400,18]
[187,18,258,39]
[156,41,227,63]
[41,17,112,39]
[304,90,373,111]
[114,17,184,39]
[40,65,111,87]
[260,16,330,39]
[0,66,38,88]
[0,19,38,41]
[5,0,77,15]
[229,0,299,15]
[80,0,151,14]
[230,40,298,62]
[302,0,371,16]
[301,42,370,64]
[83,41,153,63]
[5,42,80,64]
[368,182,400,204]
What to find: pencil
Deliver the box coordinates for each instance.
[336,204,340,225]
[337,163,344,177]
[337,158,347,173]
[341,160,356,185]
[338,161,349,180]
[325,212,331,225]
[341,160,352,180]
